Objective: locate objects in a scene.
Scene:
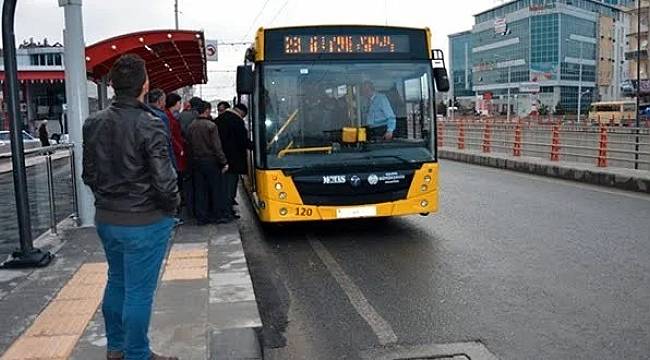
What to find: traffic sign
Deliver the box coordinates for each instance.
[205,40,218,61]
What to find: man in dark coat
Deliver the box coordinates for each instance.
[38,120,50,147]
[215,104,253,216]
[186,101,231,224]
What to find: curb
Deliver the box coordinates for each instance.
[208,223,263,360]
[439,149,650,194]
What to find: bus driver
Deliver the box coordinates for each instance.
[361,81,396,141]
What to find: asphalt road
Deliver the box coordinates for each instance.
[240,160,650,360]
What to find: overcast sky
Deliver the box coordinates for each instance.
[12,0,498,100]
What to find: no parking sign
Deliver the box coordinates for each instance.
[205,40,218,62]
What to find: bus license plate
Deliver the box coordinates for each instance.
[336,206,377,219]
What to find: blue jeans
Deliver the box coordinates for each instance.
[96,217,174,360]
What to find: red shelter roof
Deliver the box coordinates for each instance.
[85,30,207,94]
[0,71,64,82]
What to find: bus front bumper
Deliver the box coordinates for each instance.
[254,191,438,223]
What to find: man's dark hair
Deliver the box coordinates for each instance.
[108,54,147,98]
[146,88,165,104]
[165,93,182,109]
[189,97,203,110]
[217,101,231,110]
[234,103,248,115]
[196,100,211,115]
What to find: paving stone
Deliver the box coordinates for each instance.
[1,335,78,360]
[162,267,208,281]
[40,298,101,317]
[55,284,104,301]
[25,314,91,337]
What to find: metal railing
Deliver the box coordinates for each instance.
[437,121,650,171]
[0,144,78,236]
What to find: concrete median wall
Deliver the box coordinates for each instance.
[439,148,650,194]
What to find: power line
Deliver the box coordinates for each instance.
[218,41,253,46]
[269,0,290,26]
[241,0,273,41]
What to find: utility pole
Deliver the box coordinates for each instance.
[59,0,94,226]
[635,0,642,169]
[577,41,583,124]
[174,0,179,30]
[507,63,511,122]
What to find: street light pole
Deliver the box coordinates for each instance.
[1,0,52,268]
[507,64,512,122]
[174,0,179,30]
[577,41,584,124]
[634,0,641,169]
[59,0,94,226]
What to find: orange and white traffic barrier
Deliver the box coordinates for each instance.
[550,125,561,161]
[482,121,492,153]
[437,121,444,148]
[597,125,608,167]
[513,121,522,157]
[457,120,465,150]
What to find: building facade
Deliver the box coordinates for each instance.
[449,0,632,117]
[449,31,474,108]
[0,39,104,133]
[624,0,650,101]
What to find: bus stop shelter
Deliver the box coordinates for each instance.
[85,29,208,104]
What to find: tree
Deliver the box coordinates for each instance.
[553,102,564,115]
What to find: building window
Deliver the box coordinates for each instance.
[54,54,62,66]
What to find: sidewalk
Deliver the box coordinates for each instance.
[439,147,650,194]
[0,219,262,360]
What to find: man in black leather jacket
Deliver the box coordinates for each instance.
[82,54,179,360]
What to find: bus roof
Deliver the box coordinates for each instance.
[257,24,429,33]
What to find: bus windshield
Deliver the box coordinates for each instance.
[262,61,434,169]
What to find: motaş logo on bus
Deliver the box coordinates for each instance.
[322,175,346,184]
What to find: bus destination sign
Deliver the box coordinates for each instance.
[284,34,410,55]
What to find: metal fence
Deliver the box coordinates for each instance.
[438,120,650,171]
[0,145,78,256]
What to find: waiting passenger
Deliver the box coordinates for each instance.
[216,103,253,218]
[217,101,231,115]
[82,54,179,360]
[186,101,231,225]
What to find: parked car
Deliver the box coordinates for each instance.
[0,130,41,150]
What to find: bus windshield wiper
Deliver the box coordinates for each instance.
[362,154,414,165]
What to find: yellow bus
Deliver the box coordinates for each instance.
[588,100,636,125]
[236,25,449,222]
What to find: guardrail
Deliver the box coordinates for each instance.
[437,120,650,171]
[0,144,78,235]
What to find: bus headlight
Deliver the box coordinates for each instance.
[275,182,283,191]
[279,192,287,200]
[424,175,432,183]
[279,208,288,216]
[420,185,428,192]
[420,200,429,208]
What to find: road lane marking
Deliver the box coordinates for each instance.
[443,160,650,202]
[308,235,398,346]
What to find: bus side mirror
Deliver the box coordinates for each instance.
[433,68,450,92]
[237,65,254,95]
[431,49,450,92]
